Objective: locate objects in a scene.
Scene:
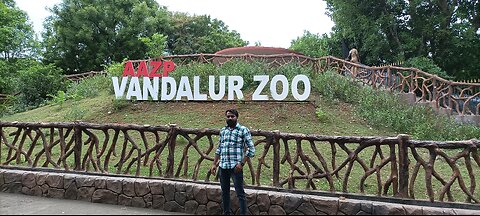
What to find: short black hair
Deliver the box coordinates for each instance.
[225,109,239,118]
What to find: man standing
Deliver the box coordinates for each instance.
[210,109,255,215]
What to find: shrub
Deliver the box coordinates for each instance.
[66,75,110,99]
[64,104,87,121]
[16,63,66,107]
[315,108,330,123]
[112,98,130,111]
[404,57,452,79]
[314,70,480,140]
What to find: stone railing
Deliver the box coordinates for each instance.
[1,121,479,204]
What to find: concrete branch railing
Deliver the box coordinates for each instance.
[1,121,479,204]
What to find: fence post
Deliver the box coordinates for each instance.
[432,77,438,102]
[165,124,178,178]
[397,134,410,198]
[447,83,454,115]
[272,130,281,187]
[74,121,83,171]
[387,66,392,88]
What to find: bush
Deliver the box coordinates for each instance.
[66,75,111,99]
[404,57,452,79]
[315,108,330,123]
[314,70,480,140]
[16,63,67,107]
[290,31,329,57]
[0,60,14,94]
[112,98,130,111]
[64,104,87,121]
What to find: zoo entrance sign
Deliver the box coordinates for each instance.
[112,60,311,101]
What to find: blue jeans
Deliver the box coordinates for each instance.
[219,168,247,215]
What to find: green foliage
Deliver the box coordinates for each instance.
[315,108,330,123]
[290,31,330,57]
[0,1,39,60]
[112,98,129,111]
[64,103,87,121]
[139,33,167,58]
[168,13,248,55]
[47,90,68,107]
[17,63,66,107]
[404,57,452,79]
[42,0,172,74]
[313,71,358,103]
[66,75,111,99]
[314,71,480,140]
[42,1,248,74]
[325,0,480,80]
[0,60,13,93]
[106,61,126,77]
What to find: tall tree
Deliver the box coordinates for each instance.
[325,0,480,80]
[290,31,330,57]
[0,0,38,60]
[167,13,247,55]
[0,0,39,94]
[42,0,172,74]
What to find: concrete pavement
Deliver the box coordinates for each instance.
[0,193,185,215]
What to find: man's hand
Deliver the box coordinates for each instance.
[234,163,243,174]
[210,164,217,174]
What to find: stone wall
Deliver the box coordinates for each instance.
[1,168,479,215]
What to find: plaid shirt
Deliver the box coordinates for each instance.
[215,123,255,169]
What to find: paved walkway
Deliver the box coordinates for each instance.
[0,193,184,215]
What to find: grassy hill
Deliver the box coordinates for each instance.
[0,90,396,137]
[2,62,480,201]
[1,59,479,141]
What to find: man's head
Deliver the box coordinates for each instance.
[225,109,238,128]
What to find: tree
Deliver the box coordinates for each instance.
[0,0,39,60]
[325,0,480,80]
[16,63,66,107]
[139,33,168,58]
[42,0,172,74]
[0,0,40,95]
[167,13,248,55]
[290,31,330,57]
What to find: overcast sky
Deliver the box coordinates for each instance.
[14,0,334,49]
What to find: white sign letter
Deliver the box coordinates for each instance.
[126,77,143,100]
[270,75,289,101]
[292,75,311,101]
[252,75,269,101]
[176,76,194,100]
[112,77,129,99]
[161,77,176,101]
[193,76,207,101]
[143,77,159,100]
[209,76,225,101]
[228,76,244,100]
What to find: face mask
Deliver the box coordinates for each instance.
[226,119,237,127]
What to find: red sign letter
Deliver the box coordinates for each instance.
[149,61,163,77]
[163,61,175,77]
[122,61,135,77]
